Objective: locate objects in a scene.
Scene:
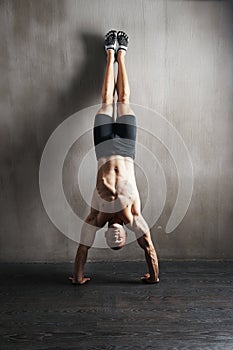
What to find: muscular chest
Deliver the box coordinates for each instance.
[97,199,133,226]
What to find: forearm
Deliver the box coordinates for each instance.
[136,227,159,281]
[74,244,89,282]
[144,243,159,281]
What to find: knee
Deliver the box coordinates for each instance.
[117,89,130,104]
[102,91,114,105]
[118,97,130,104]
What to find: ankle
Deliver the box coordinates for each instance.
[106,49,115,62]
[117,50,126,62]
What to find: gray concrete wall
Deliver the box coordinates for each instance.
[0,0,232,262]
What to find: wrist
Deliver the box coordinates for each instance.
[77,276,84,283]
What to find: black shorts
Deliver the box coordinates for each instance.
[93,114,137,160]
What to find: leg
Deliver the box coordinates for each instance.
[97,50,115,116]
[116,45,134,117]
[116,50,130,105]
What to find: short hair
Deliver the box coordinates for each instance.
[105,226,127,250]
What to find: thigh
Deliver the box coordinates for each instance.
[117,102,135,118]
[96,103,114,117]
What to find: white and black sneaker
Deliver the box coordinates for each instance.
[117,31,129,52]
[104,30,117,52]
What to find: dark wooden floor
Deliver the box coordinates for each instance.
[0,261,233,350]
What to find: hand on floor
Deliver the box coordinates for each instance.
[69,276,91,285]
[141,273,159,284]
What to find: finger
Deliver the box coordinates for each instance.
[68,277,77,284]
[141,277,155,284]
[141,274,149,279]
[79,277,91,285]
[78,280,85,285]
[140,276,147,281]
[84,278,91,283]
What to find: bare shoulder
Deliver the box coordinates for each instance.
[127,212,150,239]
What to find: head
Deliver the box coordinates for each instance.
[105,222,127,250]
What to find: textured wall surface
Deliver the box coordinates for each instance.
[0,0,232,262]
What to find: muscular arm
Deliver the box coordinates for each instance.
[71,212,98,284]
[70,189,105,285]
[129,213,159,283]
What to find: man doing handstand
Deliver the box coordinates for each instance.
[69,30,159,285]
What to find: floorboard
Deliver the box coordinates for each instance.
[0,261,233,350]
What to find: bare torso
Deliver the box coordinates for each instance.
[93,155,140,227]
